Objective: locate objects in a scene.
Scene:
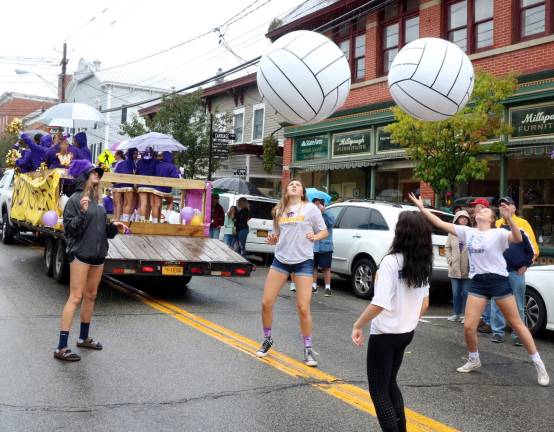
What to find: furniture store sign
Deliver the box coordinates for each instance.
[510,104,554,138]
[294,135,329,161]
[332,129,371,156]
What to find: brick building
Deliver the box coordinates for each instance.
[269,0,554,259]
[0,92,57,135]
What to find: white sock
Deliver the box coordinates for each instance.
[139,215,145,222]
[312,283,317,289]
[152,218,158,223]
[325,284,331,290]
[290,283,296,289]
[530,352,542,364]
[469,351,480,362]
[120,214,130,222]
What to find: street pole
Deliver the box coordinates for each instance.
[208,112,213,181]
[60,42,68,102]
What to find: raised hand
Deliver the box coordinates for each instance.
[408,192,424,209]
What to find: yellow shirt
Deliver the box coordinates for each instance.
[496,215,539,258]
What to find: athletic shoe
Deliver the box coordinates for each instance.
[478,319,492,334]
[513,336,523,347]
[289,284,296,292]
[448,314,461,322]
[535,361,550,386]
[324,289,331,297]
[256,337,274,358]
[457,358,481,373]
[304,347,318,367]
[312,286,318,294]
[491,334,504,343]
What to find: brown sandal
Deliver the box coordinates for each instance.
[77,337,103,350]
[54,348,81,361]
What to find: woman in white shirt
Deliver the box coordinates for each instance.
[352,211,431,432]
[256,179,328,366]
[410,193,549,387]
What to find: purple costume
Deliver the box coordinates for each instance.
[113,148,138,192]
[153,152,180,197]
[73,132,92,162]
[136,147,159,193]
[45,142,80,169]
[40,134,53,149]
[15,134,46,173]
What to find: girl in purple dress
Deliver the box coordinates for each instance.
[73,132,92,162]
[45,134,80,169]
[15,133,46,173]
[113,148,138,222]
[151,151,180,223]
[136,147,158,222]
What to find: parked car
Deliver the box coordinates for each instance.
[325,200,453,299]
[0,169,17,244]
[524,265,554,336]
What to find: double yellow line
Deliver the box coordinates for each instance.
[105,277,457,432]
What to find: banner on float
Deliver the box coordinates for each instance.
[11,171,61,226]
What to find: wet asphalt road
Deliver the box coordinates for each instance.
[0,239,553,432]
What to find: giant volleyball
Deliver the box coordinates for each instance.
[257,30,351,125]
[387,37,474,121]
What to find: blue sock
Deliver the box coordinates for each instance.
[303,335,312,348]
[58,331,69,350]
[79,322,90,341]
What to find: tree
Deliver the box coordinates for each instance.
[0,132,18,168]
[385,71,518,203]
[120,91,228,179]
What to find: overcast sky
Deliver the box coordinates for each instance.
[0,0,305,99]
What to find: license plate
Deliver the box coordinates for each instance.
[162,265,183,276]
[257,230,268,238]
[438,246,446,256]
[211,271,222,276]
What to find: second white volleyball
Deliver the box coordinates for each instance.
[388,38,474,121]
[257,30,351,125]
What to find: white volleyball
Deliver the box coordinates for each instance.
[387,37,474,121]
[257,30,351,125]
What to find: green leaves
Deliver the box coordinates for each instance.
[262,135,278,174]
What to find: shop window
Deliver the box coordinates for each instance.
[252,105,264,141]
[337,207,371,229]
[334,16,367,82]
[515,0,553,40]
[233,109,244,143]
[446,0,494,53]
[381,0,420,74]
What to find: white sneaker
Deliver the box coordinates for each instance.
[448,314,461,322]
[535,361,550,386]
[304,347,318,367]
[289,284,296,292]
[457,358,481,373]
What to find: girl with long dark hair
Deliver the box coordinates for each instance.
[352,211,431,432]
[256,179,328,366]
[410,193,549,386]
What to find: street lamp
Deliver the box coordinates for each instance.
[15,69,58,97]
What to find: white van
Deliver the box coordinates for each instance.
[217,193,278,255]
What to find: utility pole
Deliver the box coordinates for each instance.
[208,112,214,181]
[60,42,68,102]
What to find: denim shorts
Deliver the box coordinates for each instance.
[271,258,314,277]
[468,274,513,300]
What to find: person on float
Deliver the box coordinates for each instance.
[40,134,53,149]
[256,179,328,367]
[54,159,127,361]
[113,147,138,222]
[73,131,92,162]
[111,150,125,220]
[151,151,180,223]
[33,133,43,145]
[136,146,158,222]
[44,133,79,169]
[15,133,46,173]
[409,193,549,386]
[352,211,431,432]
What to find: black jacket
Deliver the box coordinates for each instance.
[235,207,250,231]
[499,225,534,272]
[63,174,118,259]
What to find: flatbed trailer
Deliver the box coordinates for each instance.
[9,170,253,286]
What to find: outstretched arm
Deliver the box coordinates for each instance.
[408,193,456,236]
[499,204,522,244]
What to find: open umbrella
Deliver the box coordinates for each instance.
[306,188,332,205]
[37,102,105,128]
[212,177,264,196]
[110,140,128,151]
[118,132,187,152]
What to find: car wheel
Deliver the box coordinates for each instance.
[1,210,16,245]
[525,287,546,336]
[350,257,376,299]
[44,238,55,277]
[52,239,69,284]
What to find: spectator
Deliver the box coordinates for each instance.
[312,198,335,297]
[445,210,471,322]
[223,206,237,249]
[235,197,250,257]
[491,196,538,345]
[102,188,114,215]
[210,194,225,239]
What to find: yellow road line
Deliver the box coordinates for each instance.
[108,279,458,432]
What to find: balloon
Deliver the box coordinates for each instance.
[58,194,69,212]
[388,37,474,121]
[180,206,194,222]
[42,210,58,227]
[190,215,203,226]
[257,30,351,126]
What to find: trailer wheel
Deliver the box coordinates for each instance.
[53,239,69,284]
[1,210,16,245]
[44,238,54,277]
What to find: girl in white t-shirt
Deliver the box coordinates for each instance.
[410,193,549,387]
[352,211,431,432]
[255,179,328,366]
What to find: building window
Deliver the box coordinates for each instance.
[446,0,494,53]
[517,0,553,39]
[381,1,419,74]
[233,108,244,143]
[334,16,367,82]
[252,105,264,141]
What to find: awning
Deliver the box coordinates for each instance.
[291,152,406,172]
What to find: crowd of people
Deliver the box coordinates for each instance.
[209,195,252,258]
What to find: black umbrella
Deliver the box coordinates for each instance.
[212,177,265,196]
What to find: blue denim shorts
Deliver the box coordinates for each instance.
[271,258,314,277]
[468,274,513,300]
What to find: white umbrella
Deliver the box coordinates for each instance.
[37,102,105,128]
[119,132,187,152]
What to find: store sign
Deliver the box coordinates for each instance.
[332,130,371,156]
[294,135,328,161]
[376,126,401,152]
[511,104,554,138]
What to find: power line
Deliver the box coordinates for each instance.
[64,0,119,42]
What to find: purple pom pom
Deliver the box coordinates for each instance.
[68,159,92,178]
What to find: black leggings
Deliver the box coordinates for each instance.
[367,331,414,432]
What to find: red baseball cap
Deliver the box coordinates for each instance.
[469,198,490,207]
